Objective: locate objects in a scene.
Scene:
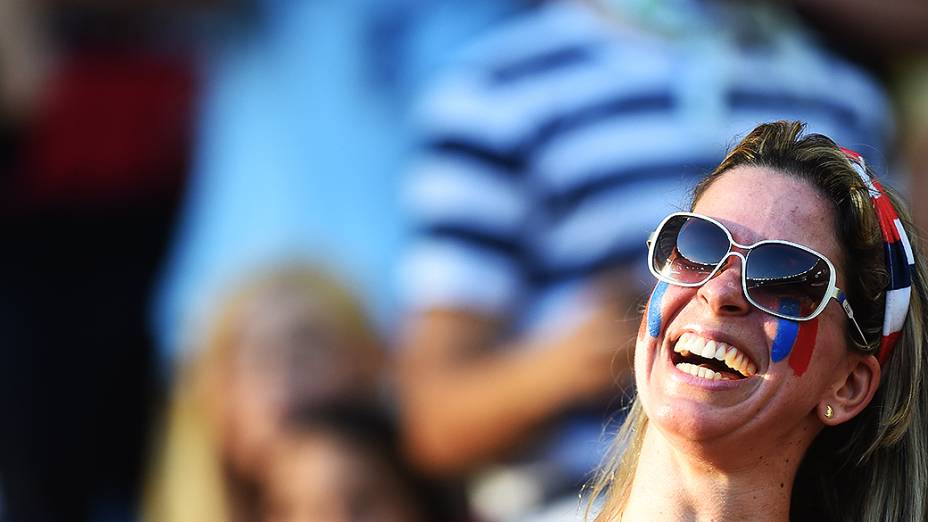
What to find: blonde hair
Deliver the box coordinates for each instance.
[586,121,928,521]
[143,263,380,522]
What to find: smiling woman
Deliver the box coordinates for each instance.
[586,121,928,521]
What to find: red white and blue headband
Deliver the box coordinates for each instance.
[841,148,914,365]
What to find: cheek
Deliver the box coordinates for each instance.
[769,298,821,377]
[645,281,670,338]
[638,282,694,342]
[770,315,820,377]
[787,319,819,377]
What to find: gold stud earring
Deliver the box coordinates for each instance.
[824,404,834,419]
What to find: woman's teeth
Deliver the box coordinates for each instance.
[676,362,724,380]
[673,332,757,378]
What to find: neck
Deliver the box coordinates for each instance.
[617,425,804,522]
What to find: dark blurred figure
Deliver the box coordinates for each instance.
[261,403,461,522]
[0,2,198,521]
[144,264,392,522]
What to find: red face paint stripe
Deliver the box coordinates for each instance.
[788,317,819,377]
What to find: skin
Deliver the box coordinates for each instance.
[398,271,639,473]
[620,167,880,521]
[261,432,423,522]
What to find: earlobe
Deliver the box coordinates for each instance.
[818,354,881,425]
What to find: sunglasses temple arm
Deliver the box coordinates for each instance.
[834,289,868,345]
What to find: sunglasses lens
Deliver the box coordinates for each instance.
[652,215,730,284]
[745,243,831,319]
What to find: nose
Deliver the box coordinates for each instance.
[696,254,751,316]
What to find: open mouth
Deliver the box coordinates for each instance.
[670,332,757,381]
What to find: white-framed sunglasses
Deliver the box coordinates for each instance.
[647,212,866,341]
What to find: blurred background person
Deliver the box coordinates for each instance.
[261,402,459,522]
[152,0,534,366]
[396,0,893,519]
[0,2,198,521]
[144,264,387,522]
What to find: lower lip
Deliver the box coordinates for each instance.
[664,348,752,391]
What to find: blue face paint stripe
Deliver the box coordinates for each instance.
[771,299,801,362]
[771,318,799,362]
[647,281,669,337]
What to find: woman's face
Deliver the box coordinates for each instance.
[635,166,857,462]
[221,289,380,478]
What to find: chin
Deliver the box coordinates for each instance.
[648,395,747,443]
[635,341,771,457]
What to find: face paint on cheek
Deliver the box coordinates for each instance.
[787,318,819,377]
[769,299,820,376]
[647,281,669,338]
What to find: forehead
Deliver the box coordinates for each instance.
[694,166,841,260]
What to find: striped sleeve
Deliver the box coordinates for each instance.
[400,65,532,314]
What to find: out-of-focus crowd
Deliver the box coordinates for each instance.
[0,1,925,521]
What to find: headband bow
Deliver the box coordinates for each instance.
[841,148,914,365]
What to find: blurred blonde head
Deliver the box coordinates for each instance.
[145,263,384,522]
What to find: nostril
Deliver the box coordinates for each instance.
[719,303,743,313]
